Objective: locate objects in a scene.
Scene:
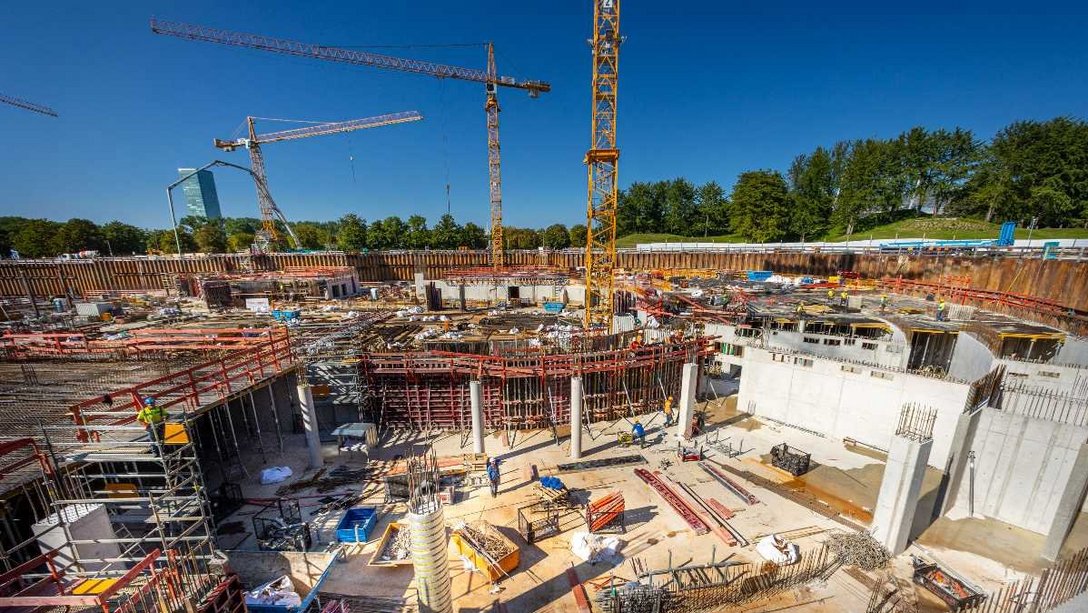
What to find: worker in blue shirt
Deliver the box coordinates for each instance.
[486,458,501,497]
[632,421,646,448]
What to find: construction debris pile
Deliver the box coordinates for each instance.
[825,531,891,570]
[376,525,412,563]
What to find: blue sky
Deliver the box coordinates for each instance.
[1,1,1086,229]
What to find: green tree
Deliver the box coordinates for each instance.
[729,171,791,243]
[405,215,431,249]
[193,223,227,253]
[960,117,1088,226]
[569,224,588,247]
[147,228,196,254]
[430,214,463,249]
[833,139,905,235]
[695,181,729,236]
[227,231,255,252]
[662,178,698,235]
[541,223,571,249]
[617,181,666,235]
[369,216,408,249]
[787,148,835,241]
[101,221,147,256]
[292,223,328,250]
[505,227,542,249]
[224,218,260,235]
[11,219,61,258]
[52,218,103,254]
[462,222,487,248]
[336,214,368,251]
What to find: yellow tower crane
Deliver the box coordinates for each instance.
[584,0,622,331]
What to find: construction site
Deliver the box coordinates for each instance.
[3,3,1088,613]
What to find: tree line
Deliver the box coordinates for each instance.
[2,116,1083,256]
[0,213,589,258]
[619,116,1088,242]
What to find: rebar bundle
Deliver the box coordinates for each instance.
[406,449,441,515]
[825,531,891,570]
[895,403,937,442]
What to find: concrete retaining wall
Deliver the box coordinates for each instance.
[737,347,971,467]
[949,408,1088,533]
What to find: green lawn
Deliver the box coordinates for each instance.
[617,219,1088,247]
[615,233,747,248]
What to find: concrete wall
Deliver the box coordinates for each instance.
[948,332,996,382]
[949,408,1088,533]
[999,360,1088,395]
[737,347,972,467]
[1056,337,1088,367]
[766,329,907,369]
[430,281,574,306]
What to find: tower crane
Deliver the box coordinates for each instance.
[0,93,57,117]
[150,18,550,268]
[584,0,621,332]
[215,111,423,251]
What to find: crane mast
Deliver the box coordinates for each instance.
[243,118,285,250]
[151,19,549,267]
[215,111,423,251]
[485,43,504,267]
[0,94,57,117]
[584,0,621,331]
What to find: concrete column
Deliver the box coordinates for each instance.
[295,383,323,469]
[676,363,698,441]
[938,407,982,516]
[570,376,583,460]
[872,434,933,555]
[470,381,485,454]
[1043,443,1088,561]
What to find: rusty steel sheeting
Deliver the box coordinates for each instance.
[2,250,1086,314]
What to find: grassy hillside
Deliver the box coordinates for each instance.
[822,218,1088,242]
[616,219,1088,247]
[615,233,746,248]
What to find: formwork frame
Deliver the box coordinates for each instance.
[360,338,709,430]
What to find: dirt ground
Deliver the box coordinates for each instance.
[218,389,1060,612]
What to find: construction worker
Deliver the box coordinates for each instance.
[795,301,805,316]
[632,420,646,449]
[839,290,848,307]
[937,300,948,322]
[827,288,835,300]
[663,396,675,427]
[136,396,168,452]
[486,458,501,497]
[880,294,889,313]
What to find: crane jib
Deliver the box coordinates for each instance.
[150,19,550,94]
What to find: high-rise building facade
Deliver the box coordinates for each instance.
[177,168,223,219]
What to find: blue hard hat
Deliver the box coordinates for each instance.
[143,396,155,406]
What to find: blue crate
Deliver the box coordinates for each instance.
[271,309,301,322]
[746,270,773,282]
[543,302,565,314]
[335,507,377,543]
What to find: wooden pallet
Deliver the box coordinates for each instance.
[534,482,569,505]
